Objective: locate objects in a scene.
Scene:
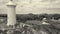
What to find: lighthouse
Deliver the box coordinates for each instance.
[6,0,16,26]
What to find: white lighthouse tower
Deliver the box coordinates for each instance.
[6,0,16,26]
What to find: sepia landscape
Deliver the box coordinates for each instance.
[0,0,60,34]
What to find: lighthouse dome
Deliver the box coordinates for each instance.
[6,0,16,6]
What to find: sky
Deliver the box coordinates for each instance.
[0,0,60,14]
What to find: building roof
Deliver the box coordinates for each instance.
[6,0,16,6]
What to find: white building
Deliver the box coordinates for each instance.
[6,0,16,26]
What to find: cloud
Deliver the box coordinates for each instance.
[0,0,60,14]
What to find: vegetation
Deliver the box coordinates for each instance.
[0,13,60,23]
[0,14,60,34]
[16,13,60,22]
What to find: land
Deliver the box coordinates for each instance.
[0,14,60,34]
